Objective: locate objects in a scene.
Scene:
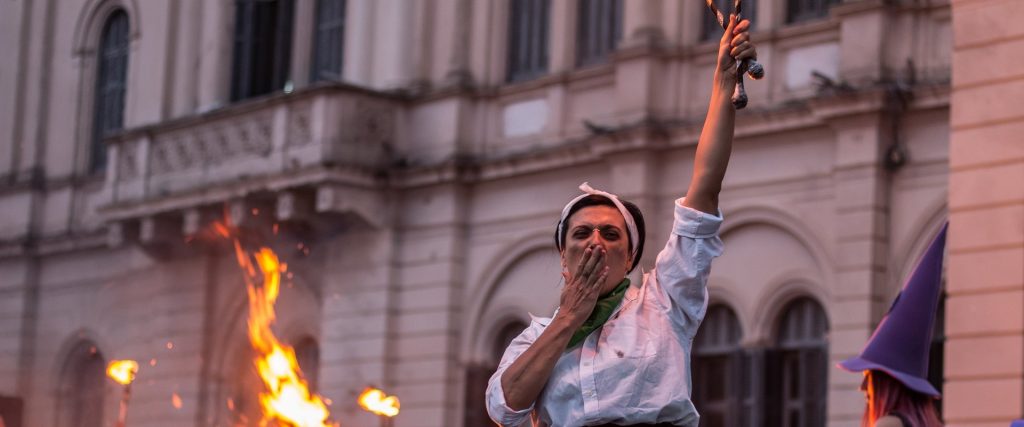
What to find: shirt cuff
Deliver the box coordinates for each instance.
[673,197,724,238]
[487,374,535,424]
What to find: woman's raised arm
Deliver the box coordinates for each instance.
[682,15,756,215]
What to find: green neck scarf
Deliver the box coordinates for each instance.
[566,278,630,349]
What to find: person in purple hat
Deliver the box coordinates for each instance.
[839,223,948,426]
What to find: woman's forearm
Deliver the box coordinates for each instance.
[684,76,736,215]
[500,316,578,410]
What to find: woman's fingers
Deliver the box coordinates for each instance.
[734,44,757,61]
[573,246,594,279]
[582,247,604,279]
[730,32,749,47]
[730,41,752,58]
[733,18,750,34]
[584,264,609,289]
[594,266,609,290]
[720,14,737,45]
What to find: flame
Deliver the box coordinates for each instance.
[225,226,335,427]
[106,360,139,385]
[358,388,400,417]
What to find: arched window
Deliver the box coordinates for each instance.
[692,304,742,427]
[507,0,550,82]
[310,0,346,82]
[766,297,828,427]
[293,336,320,392]
[55,342,106,427]
[701,0,757,42]
[90,10,130,172]
[786,0,839,24]
[576,0,622,67]
[231,0,295,101]
[464,320,529,427]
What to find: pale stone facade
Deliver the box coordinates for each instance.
[1,0,1013,426]
[946,0,1024,425]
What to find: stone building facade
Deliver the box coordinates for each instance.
[2,0,1015,426]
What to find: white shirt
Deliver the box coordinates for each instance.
[486,199,724,427]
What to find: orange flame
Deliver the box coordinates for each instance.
[358,388,400,417]
[225,225,335,427]
[106,360,139,385]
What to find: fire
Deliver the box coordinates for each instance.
[225,226,335,427]
[358,388,400,417]
[106,360,139,385]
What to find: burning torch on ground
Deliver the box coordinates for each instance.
[106,360,139,427]
[358,387,400,427]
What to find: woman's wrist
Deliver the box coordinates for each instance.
[552,311,585,334]
[713,72,736,93]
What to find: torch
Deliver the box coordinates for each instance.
[106,360,139,427]
[705,0,765,109]
[358,387,400,427]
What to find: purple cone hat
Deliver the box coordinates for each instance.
[838,222,948,397]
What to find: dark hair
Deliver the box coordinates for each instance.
[555,195,646,273]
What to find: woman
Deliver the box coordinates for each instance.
[859,370,943,427]
[485,15,757,427]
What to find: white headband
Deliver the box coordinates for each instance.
[557,182,640,266]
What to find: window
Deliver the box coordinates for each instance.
[311,0,345,82]
[507,0,550,82]
[90,10,130,173]
[463,320,528,427]
[294,337,320,392]
[692,305,743,427]
[786,0,839,24]
[766,297,828,427]
[576,0,622,67]
[701,0,757,42]
[56,342,106,427]
[231,0,295,101]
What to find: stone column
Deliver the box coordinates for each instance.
[171,0,201,117]
[621,0,665,48]
[389,183,468,427]
[946,0,1024,424]
[196,0,232,112]
[441,0,472,87]
[614,0,670,123]
[549,0,576,73]
[823,105,893,425]
[371,0,416,89]
[833,0,890,87]
[318,225,396,427]
[290,0,316,89]
[343,0,375,86]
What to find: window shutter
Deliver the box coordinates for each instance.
[90,11,130,172]
[762,349,784,426]
[507,0,551,82]
[231,0,295,101]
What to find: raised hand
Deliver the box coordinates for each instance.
[716,15,758,108]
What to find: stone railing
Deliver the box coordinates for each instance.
[103,83,401,209]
